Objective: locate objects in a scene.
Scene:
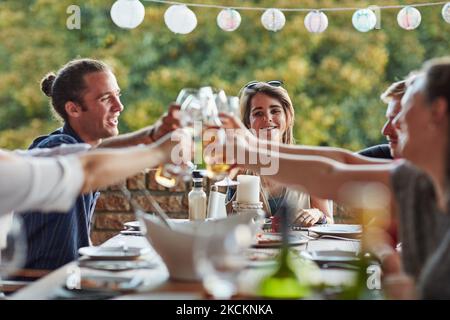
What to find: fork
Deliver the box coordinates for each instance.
[300,234,361,242]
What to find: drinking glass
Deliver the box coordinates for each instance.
[154,88,200,188]
[201,88,234,180]
[177,88,203,127]
[194,224,252,299]
[155,86,235,187]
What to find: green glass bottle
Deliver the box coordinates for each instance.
[258,203,310,299]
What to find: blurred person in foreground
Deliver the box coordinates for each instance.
[218,57,450,299]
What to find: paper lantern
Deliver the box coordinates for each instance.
[164,5,197,34]
[217,8,241,32]
[304,10,328,33]
[352,9,377,32]
[397,6,421,30]
[261,8,286,32]
[442,3,450,23]
[110,0,145,29]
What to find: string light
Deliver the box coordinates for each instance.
[352,8,377,32]
[142,0,447,12]
[112,1,450,32]
[110,0,145,29]
[397,6,422,30]
[164,4,197,34]
[304,10,328,33]
[217,8,241,31]
[261,8,286,32]
[442,2,450,23]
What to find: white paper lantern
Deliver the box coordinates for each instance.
[261,8,286,32]
[110,0,145,29]
[442,3,450,23]
[217,8,241,32]
[352,8,377,32]
[164,5,197,34]
[304,10,328,33]
[397,6,421,30]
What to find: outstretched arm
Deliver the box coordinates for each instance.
[240,143,394,204]
[98,104,181,148]
[219,112,389,165]
[1,131,188,215]
[79,132,186,192]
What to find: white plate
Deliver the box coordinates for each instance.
[73,275,144,292]
[308,224,362,237]
[78,246,149,260]
[120,230,144,236]
[301,250,359,263]
[245,250,278,268]
[252,233,308,248]
[123,221,141,230]
[78,259,155,271]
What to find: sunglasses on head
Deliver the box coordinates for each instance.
[243,80,284,90]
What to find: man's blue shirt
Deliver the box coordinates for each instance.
[20,124,99,270]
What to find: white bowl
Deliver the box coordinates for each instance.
[138,212,258,281]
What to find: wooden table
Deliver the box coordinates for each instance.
[11,231,360,300]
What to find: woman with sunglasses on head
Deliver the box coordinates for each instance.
[228,81,333,226]
[220,58,450,299]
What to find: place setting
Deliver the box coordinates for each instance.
[78,245,150,261]
[120,220,144,236]
[76,241,155,272]
[252,232,309,248]
[303,224,363,241]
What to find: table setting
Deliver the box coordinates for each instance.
[9,85,373,301]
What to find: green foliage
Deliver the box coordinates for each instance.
[0,0,449,150]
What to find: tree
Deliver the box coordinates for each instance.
[0,0,448,150]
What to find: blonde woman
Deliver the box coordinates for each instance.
[230,81,333,226]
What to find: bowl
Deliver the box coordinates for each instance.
[138,212,258,281]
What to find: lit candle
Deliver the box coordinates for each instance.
[236,175,260,203]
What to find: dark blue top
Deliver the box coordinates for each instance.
[358,144,393,160]
[19,124,99,271]
[268,197,285,216]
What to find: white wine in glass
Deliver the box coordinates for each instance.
[203,133,232,180]
[154,165,177,188]
[202,88,235,180]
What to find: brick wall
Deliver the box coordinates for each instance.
[90,169,356,245]
[91,169,191,245]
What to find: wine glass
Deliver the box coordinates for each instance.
[202,88,236,181]
[209,92,240,185]
[154,88,201,188]
[228,96,240,116]
[155,86,234,187]
[194,224,252,299]
[177,88,203,128]
[177,86,229,179]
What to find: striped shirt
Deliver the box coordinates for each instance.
[19,124,99,271]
